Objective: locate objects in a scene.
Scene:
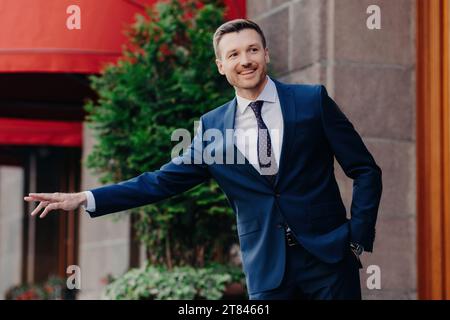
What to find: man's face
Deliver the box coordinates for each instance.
[215,29,270,92]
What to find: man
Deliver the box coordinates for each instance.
[24,19,382,299]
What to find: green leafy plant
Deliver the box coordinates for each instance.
[84,0,238,269]
[102,263,246,300]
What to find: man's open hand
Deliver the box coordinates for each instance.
[23,192,87,218]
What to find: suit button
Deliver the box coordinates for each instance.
[276,223,283,229]
[275,193,280,198]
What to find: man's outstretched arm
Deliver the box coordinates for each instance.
[24,118,210,218]
[85,151,210,217]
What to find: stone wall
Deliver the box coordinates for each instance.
[77,124,131,299]
[0,166,24,299]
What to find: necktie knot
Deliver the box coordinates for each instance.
[248,100,264,117]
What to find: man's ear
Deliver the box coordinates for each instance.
[215,58,225,75]
[264,47,270,64]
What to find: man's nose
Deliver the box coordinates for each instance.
[240,53,251,66]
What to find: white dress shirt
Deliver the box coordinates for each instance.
[82,190,96,212]
[83,76,284,213]
[234,76,284,172]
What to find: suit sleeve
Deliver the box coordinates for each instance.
[86,118,210,217]
[318,85,382,252]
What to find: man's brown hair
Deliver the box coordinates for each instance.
[213,19,267,59]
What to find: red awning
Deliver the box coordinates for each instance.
[0,0,245,147]
[0,0,246,74]
[0,118,82,147]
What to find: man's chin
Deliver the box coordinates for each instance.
[236,77,263,89]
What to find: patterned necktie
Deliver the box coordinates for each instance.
[248,100,278,185]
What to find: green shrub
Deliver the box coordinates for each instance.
[84,0,237,267]
[102,263,246,300]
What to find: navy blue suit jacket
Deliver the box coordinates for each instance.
[87,79,382,295]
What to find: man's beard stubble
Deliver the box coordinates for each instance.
[233,65,267,90]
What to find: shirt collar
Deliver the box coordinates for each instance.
[235,76,277,114]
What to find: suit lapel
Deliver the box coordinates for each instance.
[273,79,297,188]
[222,98,271,187]
[219,79,297,188]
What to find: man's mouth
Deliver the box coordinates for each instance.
[240,69,256,75]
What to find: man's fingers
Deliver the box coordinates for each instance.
[26,193,61,202]
[24,196,45,202]
[30,201,49,216]
[25,194,52,202]
[39,202,61,219]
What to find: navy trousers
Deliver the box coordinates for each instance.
[249,241,362,300]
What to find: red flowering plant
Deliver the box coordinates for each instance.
[5,276,68,300]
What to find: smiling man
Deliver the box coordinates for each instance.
[24,19,382,300]
[214,26,270,100]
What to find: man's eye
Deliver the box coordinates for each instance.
[229,53,237,58]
